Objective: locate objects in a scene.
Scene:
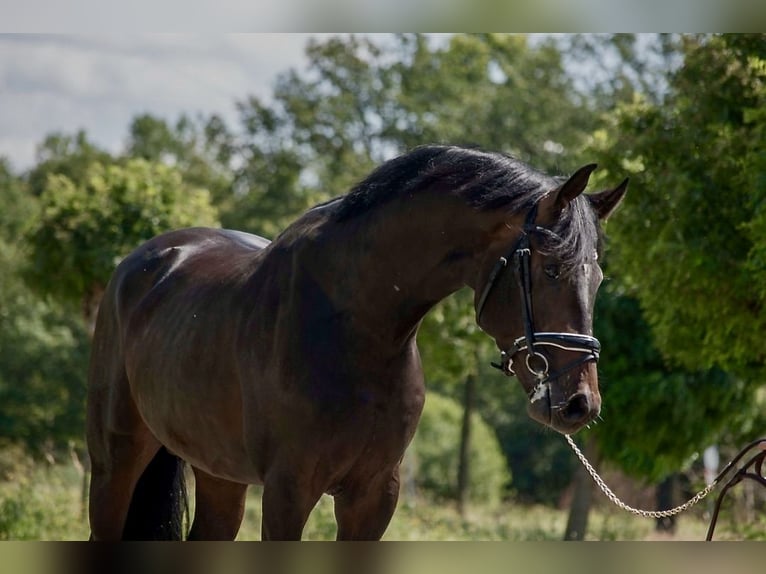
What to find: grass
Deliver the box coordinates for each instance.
[0,460,762,541]
[0,460,89,540]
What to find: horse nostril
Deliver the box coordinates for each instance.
[561,393,591,424]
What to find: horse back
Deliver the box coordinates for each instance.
[108,227,269,323]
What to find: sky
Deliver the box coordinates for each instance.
[0,34,323,171]
[1,29,760,174]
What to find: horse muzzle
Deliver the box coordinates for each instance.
[494,332,602,434]
[527,375,601,435]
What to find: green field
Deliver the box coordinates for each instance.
[2,458,761,541]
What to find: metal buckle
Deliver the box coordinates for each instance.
[525,350,549,379]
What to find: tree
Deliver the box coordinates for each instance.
[27,131,113,197]
[126,113,236,210]
[589,280,758,480]
[409,392,510,505]
[418,290,495,513]
[228,34,601,234]
[562,277,758,539]
[0,159,90,454]
[387,33,599,168]
[561,34,766,539]
[589,34,766,378]
[24,159,220,335]
[557,34,683,109]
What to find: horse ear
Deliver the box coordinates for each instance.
[556,164,598,205]
[588,177,629,221]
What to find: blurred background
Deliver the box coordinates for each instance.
[0,33,765,540]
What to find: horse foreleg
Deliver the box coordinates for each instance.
[260,466,323,540]
[187,468,248,540]
[333,466,401,540]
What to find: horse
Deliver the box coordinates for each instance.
[86,144,627,540]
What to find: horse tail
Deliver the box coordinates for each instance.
[122,447,189,540]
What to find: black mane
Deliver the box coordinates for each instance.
[335,145,553,220]
[333,145,600,273]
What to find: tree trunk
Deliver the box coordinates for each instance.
[655,474,678,534]
[456,372,476,517]
[563,435,599,540]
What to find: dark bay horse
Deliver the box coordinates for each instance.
[86,145,627,540]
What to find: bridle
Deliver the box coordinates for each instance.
[475,201,601,402]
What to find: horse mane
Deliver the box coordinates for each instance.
[333,145,601,274]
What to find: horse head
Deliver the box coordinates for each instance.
[475,165,628,434]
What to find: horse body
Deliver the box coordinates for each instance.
[87,145,627,540]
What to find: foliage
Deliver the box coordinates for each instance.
[26,131,113,198]
[588,34,766,377]
[0,160,89,453]
[0,484,65,540]
[418,289,493,395]
[557,34,683,108]
[0,454,85,540]
[576,34,766,482]
[587,278,760,481]
[409,393,511,505]
[24,159,220,325]
[2,453,752,541]
[227,33,600,237]
[126,113,236,209]
[387,34,598,168]
[0,293,89,453]
[471,357,578,504]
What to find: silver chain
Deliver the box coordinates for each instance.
[565,434,718,519]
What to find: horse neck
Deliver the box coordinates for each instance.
[308,196,497,346]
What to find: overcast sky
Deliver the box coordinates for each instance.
[0,34,325,171]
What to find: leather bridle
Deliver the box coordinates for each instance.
[476,202,601,402]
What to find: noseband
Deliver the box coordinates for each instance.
[476,202,601,401]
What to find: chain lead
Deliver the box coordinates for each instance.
[565,435,718,519]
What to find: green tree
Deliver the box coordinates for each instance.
[229,95,312,237]
[126,113,236,210]
[387,33,598,168]
[0,159,89,453]
[590,34,766,378]
[590,279,758,481]
[417,290,495,512]
[24,159,220,334]
[228,33,600,234]
[409,392,510,505]
[27,131,113,197]
[562,34,766,539]
[558,34,683,109]
[563,276,759,539]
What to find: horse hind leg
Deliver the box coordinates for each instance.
[187,468,248,540]
[87,308,186,540]
[87,419,163,540]
[88,379,189,540]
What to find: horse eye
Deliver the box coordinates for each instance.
[544,264,560,279]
